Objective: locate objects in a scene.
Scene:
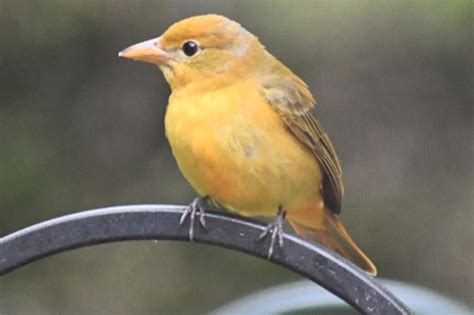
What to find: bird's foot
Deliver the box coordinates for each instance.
[259,206,286,259]
[179,196,208,241]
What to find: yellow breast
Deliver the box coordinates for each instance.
[165,80,323,217]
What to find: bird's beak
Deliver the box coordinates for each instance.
[118,37,168,65]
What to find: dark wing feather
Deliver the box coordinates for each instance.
[261,75,344,213]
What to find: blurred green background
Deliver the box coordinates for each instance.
[0,0,472,314]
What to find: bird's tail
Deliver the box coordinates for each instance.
[288,207,377,276]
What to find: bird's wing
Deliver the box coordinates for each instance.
[261,75,344,213]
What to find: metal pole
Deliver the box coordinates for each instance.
[0,204,411,314]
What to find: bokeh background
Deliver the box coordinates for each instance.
[0,0,472,314]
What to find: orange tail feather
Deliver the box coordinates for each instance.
[288,208,377,276]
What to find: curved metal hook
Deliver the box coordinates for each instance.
[0,204,410,314]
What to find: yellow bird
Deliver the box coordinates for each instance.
[119,14,376,275]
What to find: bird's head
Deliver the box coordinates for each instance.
[119,15,263,90]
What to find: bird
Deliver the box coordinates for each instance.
[119,14,377,275]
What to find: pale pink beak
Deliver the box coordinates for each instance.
[118,37,168,65]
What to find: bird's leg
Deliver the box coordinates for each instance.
[179,196,208,241]
[259,205,286,259]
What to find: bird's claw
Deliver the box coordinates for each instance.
[259,206,285,259]
[180,197,208,241]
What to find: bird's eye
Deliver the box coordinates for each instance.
[182,41,199,56]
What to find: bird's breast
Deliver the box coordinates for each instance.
[165,81,322,216]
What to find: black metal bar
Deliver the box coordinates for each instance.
[0,204,411,314]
